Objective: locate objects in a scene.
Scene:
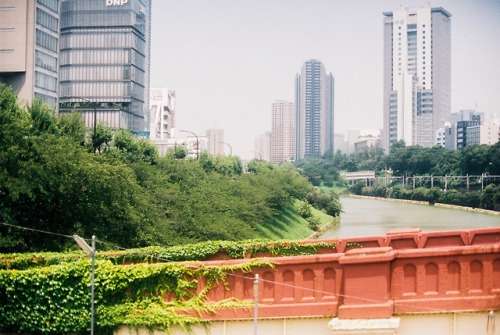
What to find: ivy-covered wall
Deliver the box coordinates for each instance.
[0,239,346,334]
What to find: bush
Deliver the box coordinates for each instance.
[481,184,498,210]
[372,183,388,197]
[297,201,313,219]
[349,181,365,195]
[425,187,442,204]
[307,215,321,231]
[411,187,428,201]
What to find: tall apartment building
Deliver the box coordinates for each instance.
[206,128,225,156]
[382,6,451,151]
[0,0,61,109]
[150,88,175,140]
[271,100,295,164]
[255,132,272,162]
[295,59,334,160]
[58,0,151,133]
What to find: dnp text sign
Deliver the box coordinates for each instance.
[106,0,128,6]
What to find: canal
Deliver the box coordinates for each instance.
[320,196,500,239]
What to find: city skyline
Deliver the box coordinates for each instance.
[151,0,500,159]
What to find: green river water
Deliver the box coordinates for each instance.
[320,196,500,239]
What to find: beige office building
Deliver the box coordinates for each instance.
[0,0,60,109]
[206,128,225,156]
[255,132,272,162]
[271,100,295,164]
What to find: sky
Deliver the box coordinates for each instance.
[150,0,500,160]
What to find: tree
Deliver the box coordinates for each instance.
[487,142,500,175]
[459,144,490,175]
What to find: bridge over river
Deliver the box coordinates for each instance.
[115,225,500,335]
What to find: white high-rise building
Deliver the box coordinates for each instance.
[382,6,451,151]
[271,100,295,164]
[295,59,334,160]
[150,88,175,139]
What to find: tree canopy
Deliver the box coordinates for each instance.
[0,85,320,252]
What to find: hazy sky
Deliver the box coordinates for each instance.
[150,0,500,159]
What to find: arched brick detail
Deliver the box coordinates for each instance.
[403,264,417,296]
[283,270,295,301]
[323,268,336,299]
[493,259,500,291]
[302,269,315,300]
[446,261,460,293]
[470,260,483,292]
[262,271,275,302]
[425,263,439,293]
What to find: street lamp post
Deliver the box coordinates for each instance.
[73,235,96,335]
[179,130,199,159]
[218,142,232,156]
[250,151,261,160]
[64,96,97,152]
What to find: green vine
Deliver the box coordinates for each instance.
[0,239,362,271]
[0,258,274,335]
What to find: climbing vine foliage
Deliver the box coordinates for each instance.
[0,258,273,334]
[0,239,361,334]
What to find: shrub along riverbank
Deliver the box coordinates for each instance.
[349,181,500,212]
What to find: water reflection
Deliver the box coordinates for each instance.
[320,197,500,239]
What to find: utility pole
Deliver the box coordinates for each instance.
[253,274,259,335]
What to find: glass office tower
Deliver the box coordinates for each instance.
[59,0,151,133]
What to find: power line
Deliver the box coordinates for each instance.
[0,221,73,239]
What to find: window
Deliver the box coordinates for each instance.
[36,8,58,32]
[35,71,57,92]
[36,29,58,52]
[37,0,58,13]
[35,50,57,71]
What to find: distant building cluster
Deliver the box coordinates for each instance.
[257,59,335,164]
[440,110,499,150]
[1,2,498,161]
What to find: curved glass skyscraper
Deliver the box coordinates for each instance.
[58,0,151,133]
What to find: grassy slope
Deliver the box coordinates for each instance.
[254,203,333,240]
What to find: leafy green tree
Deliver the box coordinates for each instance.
[92,122,113,153]
[481,184,498,210]
[459,144,490,175]
[169,144,187,160]
[58,112,86,145]
[112,128,157,164]
[487,142,500,175]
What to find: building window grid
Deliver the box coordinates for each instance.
[36,7,59,33]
